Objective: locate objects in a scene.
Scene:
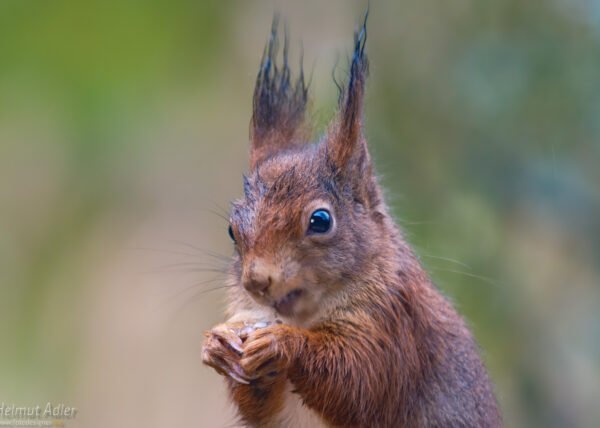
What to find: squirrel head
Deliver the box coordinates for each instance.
[228,14,388,322]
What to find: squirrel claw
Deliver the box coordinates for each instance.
[226,365,251,385]
[240,327,290,380]
[205,323,245,354]
[202,323,251,383]
[203,348,250,384]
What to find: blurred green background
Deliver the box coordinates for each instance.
[1,0,599,426]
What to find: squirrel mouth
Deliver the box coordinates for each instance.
[273,289,303,317]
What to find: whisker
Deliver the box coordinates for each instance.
[157,276,228,310]
[149,269,229,277]
[155,268,228,276]
[141,260,229,277]
[130,246,201,259]
[212,201,231,216]
[430,268,503,288]
[399,219,437,226]
[183,284,236,303]
[168,284,237,317]
[166,240,231,262]
[420,254,471,269]
[208,209,230,223]
[150,260,228,270]
[207,201,231,220]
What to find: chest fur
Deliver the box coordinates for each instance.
[270,381,328,428]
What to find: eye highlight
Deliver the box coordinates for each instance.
[228,224,236,242]
[308,209,332,234]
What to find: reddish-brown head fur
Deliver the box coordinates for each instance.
[229,15,385,324]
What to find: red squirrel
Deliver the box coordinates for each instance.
[202,13,501,428]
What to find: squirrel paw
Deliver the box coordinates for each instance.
[202,323,250,384]
[241,325,298,382]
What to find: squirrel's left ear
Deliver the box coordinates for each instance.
[250,16,308,169]
[326,13,370,177]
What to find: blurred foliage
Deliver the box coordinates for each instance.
[0,1,599,427]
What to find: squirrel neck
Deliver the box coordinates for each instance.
[336,201,454,337]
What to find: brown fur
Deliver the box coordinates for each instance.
[202,15,501,428]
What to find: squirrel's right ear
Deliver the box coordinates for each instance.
[326,12,369,175]
[250,16,308,169]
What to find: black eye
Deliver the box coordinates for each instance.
[308,209,332,234]
[228,225,236,242]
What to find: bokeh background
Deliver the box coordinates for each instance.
[1,0,599,426]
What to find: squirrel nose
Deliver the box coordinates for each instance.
[243,258,276,295]
[244,276,272,294]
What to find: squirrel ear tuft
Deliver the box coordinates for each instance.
[326,11,369,174]
[250,15,309,169]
